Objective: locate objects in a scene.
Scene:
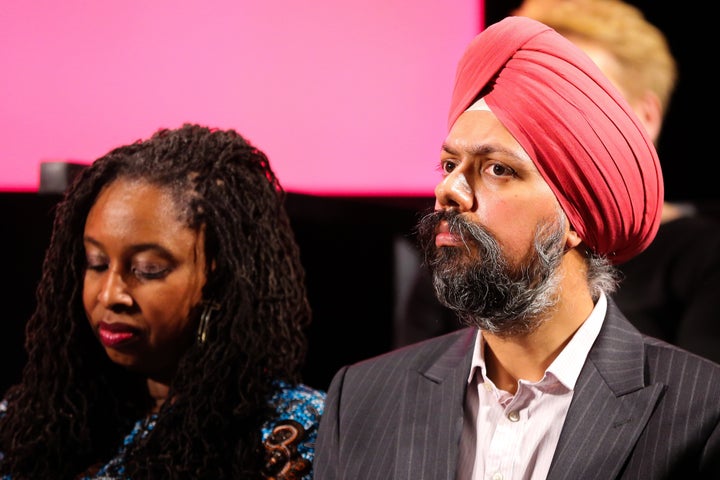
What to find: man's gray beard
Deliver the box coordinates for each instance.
[417,210,566,337]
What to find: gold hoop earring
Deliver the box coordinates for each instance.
[197,301,220,344]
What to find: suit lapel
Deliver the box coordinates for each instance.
[547,299,665,480]
[396,328,476,480]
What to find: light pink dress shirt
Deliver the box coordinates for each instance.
[456,293,608,480]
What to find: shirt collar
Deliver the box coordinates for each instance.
[467,292,608,389]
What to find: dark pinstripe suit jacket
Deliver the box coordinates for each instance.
[314,298,720,479]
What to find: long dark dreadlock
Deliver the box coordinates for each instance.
[0,124,311,478]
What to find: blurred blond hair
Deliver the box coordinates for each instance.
[515,0,677,114]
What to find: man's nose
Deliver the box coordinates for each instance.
[435,169,473,211]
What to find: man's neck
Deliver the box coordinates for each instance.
[482,252,595,394]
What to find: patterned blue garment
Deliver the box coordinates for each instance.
[0,381,325,480]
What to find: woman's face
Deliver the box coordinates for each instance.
[82,178,207,382]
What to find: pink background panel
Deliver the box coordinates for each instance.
[0,1,481,195]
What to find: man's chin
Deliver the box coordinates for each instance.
[432,248,479,271]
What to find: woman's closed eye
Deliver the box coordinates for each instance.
[84,256,171,280]
[131,262,171,280]
[85,253,108,272]
[86,262,108,273]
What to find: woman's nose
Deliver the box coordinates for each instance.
[98,269,133,308]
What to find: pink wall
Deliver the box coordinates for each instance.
[0,1,481,195]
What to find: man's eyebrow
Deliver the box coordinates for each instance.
[441,142,524,160]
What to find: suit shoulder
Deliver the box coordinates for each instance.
[347,328,475,372]
[643,335,720,382]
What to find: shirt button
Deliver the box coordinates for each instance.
[507,410,520,422]
[492,472,503,480]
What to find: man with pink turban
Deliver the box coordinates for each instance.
[315,16,720,479]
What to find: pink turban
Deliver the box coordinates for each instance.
[448,16,663,264]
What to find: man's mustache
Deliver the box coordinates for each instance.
[416,209,495,258]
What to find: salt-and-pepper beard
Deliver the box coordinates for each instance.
[416,209,567,337]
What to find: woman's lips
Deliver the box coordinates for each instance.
[98,321,139,348]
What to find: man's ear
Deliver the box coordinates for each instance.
[565,228,584,250]
[631,91,663,144]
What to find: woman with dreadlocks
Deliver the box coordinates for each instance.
[0,124,325,479]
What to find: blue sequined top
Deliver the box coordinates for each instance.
[0,381,325,479]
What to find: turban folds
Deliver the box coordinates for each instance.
[448,16,663,264]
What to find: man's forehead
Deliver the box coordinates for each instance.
[448,103,535,168]
[465,97,492,113]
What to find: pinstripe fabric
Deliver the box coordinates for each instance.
[314,298,720,479]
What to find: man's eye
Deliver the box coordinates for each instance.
[441,161,457,174]
[489,163,516,177]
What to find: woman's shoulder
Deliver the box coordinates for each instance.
[261,382,326,480]
[268,381,325,428]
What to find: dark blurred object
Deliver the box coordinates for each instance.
[0,192,60,396]
[39,161,87,194]
[613,214,720,362]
